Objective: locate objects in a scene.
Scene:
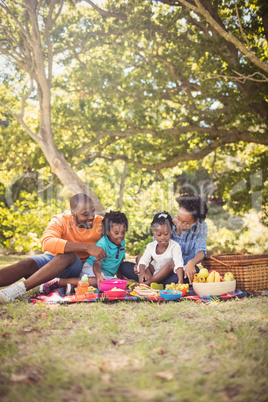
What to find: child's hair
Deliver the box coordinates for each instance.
[102,210,128,235]
[151,211,173,231]
[176,193,208,222]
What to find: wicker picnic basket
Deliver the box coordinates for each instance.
[201,253,268,291]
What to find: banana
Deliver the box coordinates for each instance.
[207,271,215,282]
[193,273,200,283]
[214,271,221,282]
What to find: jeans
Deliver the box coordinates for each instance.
[29,253,83,279]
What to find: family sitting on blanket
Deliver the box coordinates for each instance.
[0,192,208,303]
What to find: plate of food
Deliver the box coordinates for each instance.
[133,284,159,297]
[159,289,183,300]
[104,287,126,298]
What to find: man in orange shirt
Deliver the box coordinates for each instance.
[0,194,107,303]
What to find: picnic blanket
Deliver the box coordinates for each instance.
[29,288,267,304]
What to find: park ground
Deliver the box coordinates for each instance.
[0,255,267,402]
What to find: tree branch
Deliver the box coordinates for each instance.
[0,99,41,143]
[75,125,268,170]
[19,78,34,119]
[154,54,200,92]
[202,70,268,84]
[85,0,127,21]
[235,3,250,49]
[87,129,268,170]
[0,1,32,45]
[177,0,268,74]
[44,0,59,86]
[72,128,158,157]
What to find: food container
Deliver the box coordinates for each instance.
[193,280,236,296]
[98,279,127,292]
[178,288,187,297]
[104,289,126,298]
[159,289,183,300]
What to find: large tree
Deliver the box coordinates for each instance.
[0,0,267,212]
[68,0,267,169]
[0,0,107,212]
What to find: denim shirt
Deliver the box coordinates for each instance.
[171,220,208,266]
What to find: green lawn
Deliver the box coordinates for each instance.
[0,255,267,402]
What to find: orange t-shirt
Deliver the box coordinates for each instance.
[41,213,103,262]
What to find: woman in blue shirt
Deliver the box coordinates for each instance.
[119,194,208,285]
[171,193,208,284]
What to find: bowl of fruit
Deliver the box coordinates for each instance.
[98,279,127,292]
[159,289,183,300]
[193,269,236,296]
[165,283,189,297]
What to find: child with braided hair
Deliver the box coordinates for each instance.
[41,211,128,293]
[82,210,128,286]
[136,212,184,285]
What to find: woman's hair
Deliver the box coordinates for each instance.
[176,193,208,222]
[102,210,128,235]
[151,211,173,231]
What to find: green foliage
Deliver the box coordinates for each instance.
[206,205,268,255]
[0,0,267,252]
[47,0,267,220]
[0,194,64,253]
[0,162,267,255]
[127,235,153,256]
[214,146,268,224]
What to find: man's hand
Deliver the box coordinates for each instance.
[184,260,196,284]
[88,245,107,260]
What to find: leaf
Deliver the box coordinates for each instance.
[10,373,42,385]
[19,327,36,334]
[38,312,49,319]
[2,332,11,339]
[111,339,126,346]
[151,347,165,355]
[155,370,175,381]
[100,356,130,372]
[101,374,111,383]
[10,374,28,382]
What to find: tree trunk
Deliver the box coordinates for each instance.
[39,139,105,214]
[23,0,106,215]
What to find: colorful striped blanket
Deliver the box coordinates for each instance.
[29,288,267,304]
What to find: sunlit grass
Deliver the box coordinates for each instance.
[0,256,267,401]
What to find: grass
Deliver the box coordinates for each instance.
[0,256,268,402]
